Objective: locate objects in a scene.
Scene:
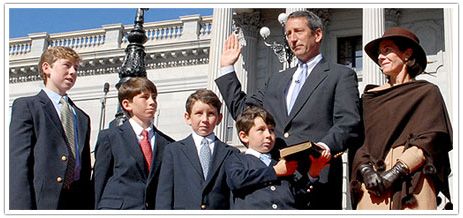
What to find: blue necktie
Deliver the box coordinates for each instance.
[288,63,308,114]
[199,138,211,179]
[260,153,271,166]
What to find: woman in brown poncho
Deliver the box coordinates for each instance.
[350,27,452,210]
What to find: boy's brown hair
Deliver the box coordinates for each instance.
[38,46,81,85]
[118,77,157,115]
[185,89,222,114]
[236,106,276,146]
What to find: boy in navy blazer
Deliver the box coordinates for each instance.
[155,89,239,210]
[9,46,93,209]
[225,106,330,209]
[93,77,174,209]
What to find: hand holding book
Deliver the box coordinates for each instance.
[279,141,343,161]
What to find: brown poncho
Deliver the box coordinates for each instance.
[350,80,452,209]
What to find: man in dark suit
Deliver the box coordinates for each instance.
[93,77,174,209]
[216,10,361,209]
[9,46,93,210]
[155,89,239,210]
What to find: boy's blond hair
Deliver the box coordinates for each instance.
[38,46,81,85]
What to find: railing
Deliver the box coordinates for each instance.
[9,37,32,56]
[9,15,213,58]
[49,29,106,49]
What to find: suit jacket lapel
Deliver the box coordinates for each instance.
[148,127,167,181]
[37,90,65,137]
[119,122,148,177]
[180,135,204,178]
[205,140,227,184]
[287,58,329,120]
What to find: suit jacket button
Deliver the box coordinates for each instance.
[201,204,206,210]
[57,177,63,183]
[270,186,276,191]
[61,156,67,161]
[272,204,278,209]
[284,132,289,138]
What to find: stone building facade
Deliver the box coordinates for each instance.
[8,7,456,209]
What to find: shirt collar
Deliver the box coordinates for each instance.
[245,148,271,159]
[300,53,323,71]
[129,118,153,137]
[191,131,215,145]
[43,88,65,104]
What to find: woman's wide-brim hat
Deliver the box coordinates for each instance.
[364,27,427,71]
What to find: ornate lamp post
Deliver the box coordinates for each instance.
[259,13,293,66]
[109,8,149,127]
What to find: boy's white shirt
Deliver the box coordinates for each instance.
[245,148,269,160]
[129,118,155,151]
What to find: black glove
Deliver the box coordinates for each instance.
[358,163,385,197]
[380,161,410,190]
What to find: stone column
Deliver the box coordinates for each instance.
[102,24,124,49]
[362,8,385,90]
[28,32,49,57]
[442,8,454,209]
[207,8,234,141]
[233,11,262,95]
[443,8,453,117]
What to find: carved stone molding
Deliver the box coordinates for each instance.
[385,8,401,28]
[310,9,330,28]
[233,11,263,38]
[9,48,210,84]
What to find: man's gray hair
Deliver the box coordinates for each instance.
[288,10,323,34]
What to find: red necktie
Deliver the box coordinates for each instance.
[140,130,153,172]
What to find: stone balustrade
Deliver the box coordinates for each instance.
[9,15,212,58]
[8,15,213,84]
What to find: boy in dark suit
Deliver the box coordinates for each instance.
[155,89,239,210]
[9,46,93,209]
[93,77,174,209]
[225,106,330,209]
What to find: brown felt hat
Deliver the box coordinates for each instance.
[364,27,427,71]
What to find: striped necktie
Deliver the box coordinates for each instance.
[60,97,76,186]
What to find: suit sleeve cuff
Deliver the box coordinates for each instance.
[317,142,330,152]
[307,173,319,183]
[219,66,235,77]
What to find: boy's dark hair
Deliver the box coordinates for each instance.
[39,46,81,85]
[236,106,276,139]
[185,89,222,114]
[118,77,157,113]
